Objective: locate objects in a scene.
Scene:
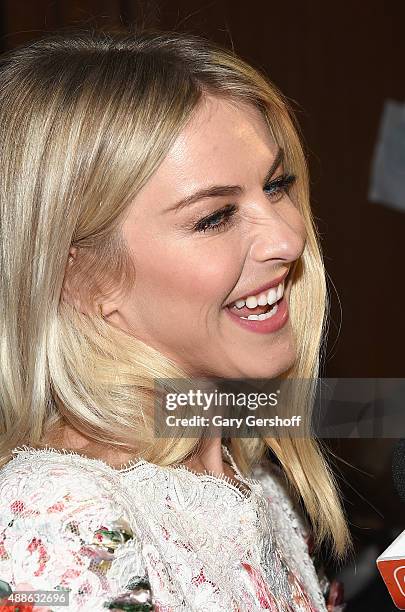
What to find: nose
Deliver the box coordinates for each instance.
[247,200,306,265]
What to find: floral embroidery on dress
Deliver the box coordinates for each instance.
[0,456,155,611]
[0,444,342,611]
[103,575,154,611]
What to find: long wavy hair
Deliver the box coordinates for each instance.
[0,27,350,557]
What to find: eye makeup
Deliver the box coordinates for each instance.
[191,173,296,234]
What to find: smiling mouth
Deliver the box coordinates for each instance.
[228,295,283,320]
[225,274,288,320]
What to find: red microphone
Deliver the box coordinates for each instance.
[377,530,405,609]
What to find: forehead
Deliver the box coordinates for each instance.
[164,95,277,173]
[180,94,275,150]
[130,95,279,214]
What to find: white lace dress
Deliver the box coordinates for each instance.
[0,443,332,611]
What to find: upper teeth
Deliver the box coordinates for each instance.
[233,281,284,309]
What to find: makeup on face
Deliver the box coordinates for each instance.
[119,95,306,378]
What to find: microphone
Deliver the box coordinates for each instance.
[376,439,405,609]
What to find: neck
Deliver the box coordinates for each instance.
[183,437,226,475]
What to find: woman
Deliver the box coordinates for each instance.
[0,28,350,611]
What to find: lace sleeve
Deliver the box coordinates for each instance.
[0,456,154,611]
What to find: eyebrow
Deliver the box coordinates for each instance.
[164,147,284,214]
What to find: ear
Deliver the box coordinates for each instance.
[67,246,78,263]
[61,246,120,318]
[61,246,88,313]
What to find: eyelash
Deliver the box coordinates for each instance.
[193,173,297,234]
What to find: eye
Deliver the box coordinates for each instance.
[193,173,297,234]
[193,205,237,234]
[263,173,296,202]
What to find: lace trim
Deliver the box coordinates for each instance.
[169,444,263,500]
[10,442,262,501]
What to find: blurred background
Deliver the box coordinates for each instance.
[0,1,404,609]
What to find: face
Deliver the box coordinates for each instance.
[107,95,307,378]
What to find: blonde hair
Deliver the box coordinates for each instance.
[0,27,350,558]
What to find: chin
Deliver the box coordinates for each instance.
[235,334,297,379]
[238,356,295,379]
[206,348,297,380]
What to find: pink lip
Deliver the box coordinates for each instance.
[226,269,290,307]
[225,293,289,334]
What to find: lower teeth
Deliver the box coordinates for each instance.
[240,302,278,321]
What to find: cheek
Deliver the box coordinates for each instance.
[161,238,238,300]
